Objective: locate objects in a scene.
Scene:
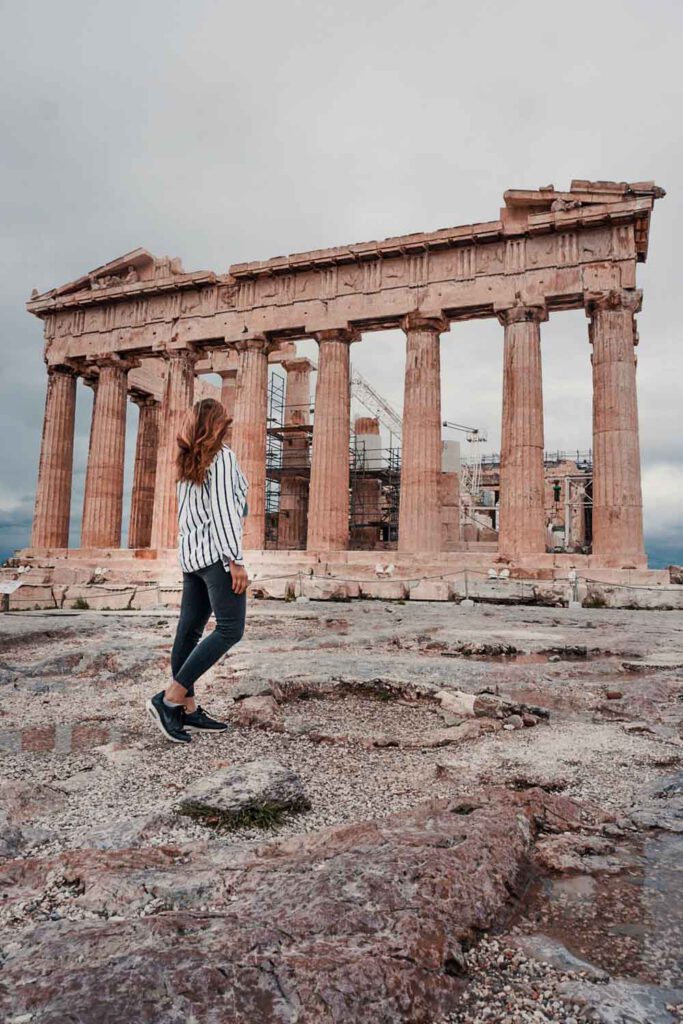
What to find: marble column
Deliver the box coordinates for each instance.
[497,304,548,559]
[231,337,270,550]
[81,355,136,548]
[128,396,160,549]
[218,368,238,446]
[586,289,645,566]
[31,364,78,549]
[278,357,313,550]
[151,349,197,550]
[398,312,448,553]
[307,329,358,551]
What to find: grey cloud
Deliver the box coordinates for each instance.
[1,0,682,564]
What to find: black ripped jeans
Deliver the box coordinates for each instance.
[171,561,246,696]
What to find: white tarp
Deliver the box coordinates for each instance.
[0,581,23,595]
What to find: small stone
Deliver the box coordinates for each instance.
[233,695,281,728]
[623,721,656,735]
[176,758,310,829]
[435,689,476,718]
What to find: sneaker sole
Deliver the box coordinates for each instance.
[184,724,230,733]
[146,699,191,744]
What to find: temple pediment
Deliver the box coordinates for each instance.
[28,249,210,308]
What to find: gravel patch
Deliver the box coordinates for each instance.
[438,937,683,1023]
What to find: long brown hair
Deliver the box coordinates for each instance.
[176,399,230,485]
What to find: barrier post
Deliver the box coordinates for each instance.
[461,568,474,608]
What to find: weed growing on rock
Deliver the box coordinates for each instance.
[177,800,308,832]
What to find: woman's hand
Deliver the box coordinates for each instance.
[229,561,249,595]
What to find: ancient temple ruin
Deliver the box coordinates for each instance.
[25,179,665,580]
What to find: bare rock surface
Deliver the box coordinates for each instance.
[630,768,683,832]
[0,780,65,823]
[77,811,173,851]
[1,792,544,1023]
[558,978,683,1023]
[0,811,25,860]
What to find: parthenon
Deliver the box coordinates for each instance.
[25,179,665,578]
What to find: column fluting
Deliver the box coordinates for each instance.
[128,396,160,549]
[219,369,238,446]
[31,365,78,549]
[398,312,448,553]
[231,337,270,551]
[497,304,547,559]
[81,356,135,548]
[586,288,645,566]
[306,330,357,551]
[151,349,197,550]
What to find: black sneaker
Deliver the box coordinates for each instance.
[183,705,230,733]
[146,691,192,744]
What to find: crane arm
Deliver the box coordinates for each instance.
[351,369,403,438]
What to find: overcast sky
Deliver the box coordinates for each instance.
[1,0,681,565]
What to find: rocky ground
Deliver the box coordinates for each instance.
[0,599,682,1022]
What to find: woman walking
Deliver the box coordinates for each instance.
[147,398,249,744]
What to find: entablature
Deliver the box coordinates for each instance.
[31,180,664,367]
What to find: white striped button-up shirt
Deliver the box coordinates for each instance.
[177,445,248,573]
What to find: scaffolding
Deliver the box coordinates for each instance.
[265,372,286,547]
[470,450,594,551]
[264,368,593,555]
[349,436,401,545]
[475,449,594,470]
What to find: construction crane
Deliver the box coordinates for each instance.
[349,373,492,531]
[350,368,403,440]
[442,420,488,444]
[442,420,488,527]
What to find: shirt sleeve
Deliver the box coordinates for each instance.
[209,447,248,565]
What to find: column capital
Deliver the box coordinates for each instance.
[401,311,449,334]
[496,302,548,327]
[313,327,360,345]
[584,288,642,318]
[158,346,201,366]
[235,334,272,354]
[46,362,78,379]
[129,392,159,409]
[282,357,316,374]
[216,367,238,381]
[85,353,141,374]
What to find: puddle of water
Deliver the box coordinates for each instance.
[519,833,683,986]
[513,652,563,665]
[447,650,619,665]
